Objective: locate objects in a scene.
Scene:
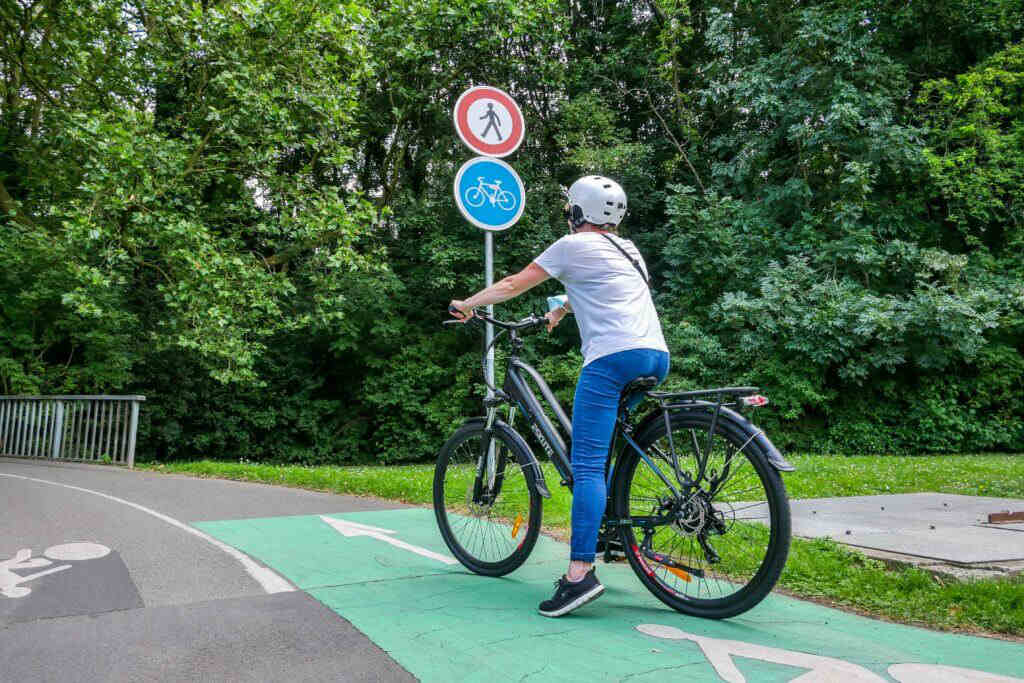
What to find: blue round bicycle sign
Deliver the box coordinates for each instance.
[453,156,526,231]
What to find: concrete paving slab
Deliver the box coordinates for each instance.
[787,493,1024,565]
[843,529,1024,564]
[982,524,1024,533]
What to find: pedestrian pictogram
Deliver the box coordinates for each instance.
[480,103,503,140]
[453,86,525,157]
[453,157,525,231]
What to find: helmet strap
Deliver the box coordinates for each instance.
[569,204,586,232]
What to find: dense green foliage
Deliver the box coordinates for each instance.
[3,0,1023,461]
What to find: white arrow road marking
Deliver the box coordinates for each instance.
[320,516,458,565]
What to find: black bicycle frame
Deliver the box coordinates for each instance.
[502,356,575,486]
[499,342,677,498]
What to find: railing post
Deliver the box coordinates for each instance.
[0,400,7,455]
[127,399,140,469]
[51,401,65,459]
[16,401,26,456]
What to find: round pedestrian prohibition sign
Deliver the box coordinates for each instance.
[454,157,526,231]
[453,86,525,158]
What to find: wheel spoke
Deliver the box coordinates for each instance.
[436,427,539,574]
[619,413,789,616]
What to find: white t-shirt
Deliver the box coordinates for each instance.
[534,232,668,366]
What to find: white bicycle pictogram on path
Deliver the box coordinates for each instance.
[464,177,517,211]
[637,624,1024,683]
[0,543,111,598]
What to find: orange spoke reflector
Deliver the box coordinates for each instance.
[663,565,693,582]
[511,514,524,538]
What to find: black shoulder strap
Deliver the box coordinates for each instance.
[599,233,650,287]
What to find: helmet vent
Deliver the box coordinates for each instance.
[603,184,612,188]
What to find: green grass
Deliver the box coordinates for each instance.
[141,454,1024,637]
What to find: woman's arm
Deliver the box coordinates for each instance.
[450,262,550,319]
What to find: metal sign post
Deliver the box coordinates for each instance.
[484,232,494,395]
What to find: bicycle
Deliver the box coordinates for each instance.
[434,307,794,618]
[464,177,517,211]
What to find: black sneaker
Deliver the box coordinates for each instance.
[538,568,604,617]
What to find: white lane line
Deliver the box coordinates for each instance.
[0,473,294,594]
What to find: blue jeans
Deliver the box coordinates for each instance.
[570,348,670,562]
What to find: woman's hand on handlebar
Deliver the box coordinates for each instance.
[545,307,566,333]
[448,300,474,322]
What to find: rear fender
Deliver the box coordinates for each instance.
[461,418,552,498]
[631,404,795,473]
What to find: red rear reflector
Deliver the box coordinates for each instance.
[741,395,769,407]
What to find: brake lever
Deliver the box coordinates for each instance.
[447,304,483,324]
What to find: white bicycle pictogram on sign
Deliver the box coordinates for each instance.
[464,177,517,211]
[0,543,111,598]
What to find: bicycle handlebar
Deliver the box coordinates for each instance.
[445,306,547,332]
[446,305,547,395]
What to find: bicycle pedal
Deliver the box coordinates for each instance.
[597,538,627,563]
[603,548,627,563]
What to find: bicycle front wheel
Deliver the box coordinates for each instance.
[464,187,485,208]
[614,410,790,618]
[433,421,542,576]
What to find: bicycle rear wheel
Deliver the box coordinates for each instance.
[613,410,790,618]
[433,420,542,576]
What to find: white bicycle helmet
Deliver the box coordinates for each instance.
[566,175,627,229]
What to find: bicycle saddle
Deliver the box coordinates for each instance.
[619,376,660,408]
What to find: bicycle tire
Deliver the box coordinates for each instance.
[613,409,790,618]
[434,420,543,576]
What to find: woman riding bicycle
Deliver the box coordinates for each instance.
[449,175,669,617]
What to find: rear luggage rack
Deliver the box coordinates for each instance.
[647,386,765,408]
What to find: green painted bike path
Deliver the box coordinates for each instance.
[195,508,1024,682]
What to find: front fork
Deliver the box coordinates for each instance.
[472,404,515,505]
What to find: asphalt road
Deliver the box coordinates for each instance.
[5,457,1023,683]
[0,457,416,682]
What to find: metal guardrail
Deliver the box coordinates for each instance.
[0,396,145,468]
